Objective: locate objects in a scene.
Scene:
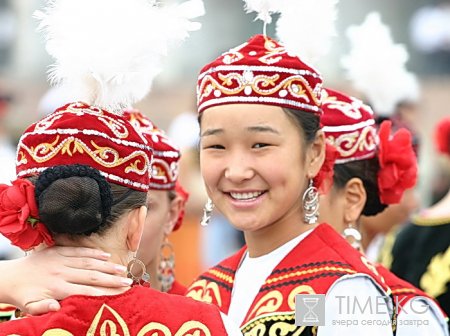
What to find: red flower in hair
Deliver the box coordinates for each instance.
[435,117,450,156]
[314,143,338,194]
[173,182,190,231]
[0,179,54,250]
[377,121,417,204]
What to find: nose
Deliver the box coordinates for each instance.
[224,150,254,183]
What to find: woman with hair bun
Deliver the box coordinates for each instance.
[0,0,241,334]
[319,88,449,335]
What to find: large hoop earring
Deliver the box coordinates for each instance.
[343,224,362,251]
[200,198,214,226]
[158,237,175,293]
[127,252,150,286]
[303,179,319,225]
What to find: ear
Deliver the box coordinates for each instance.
[306,130,326,178]
[164,195,183,235]
[126,205,147,252]
[343,178,366,225]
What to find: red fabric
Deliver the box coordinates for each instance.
[168,280,188,296]
[434,116,450,156]
[186,223,390,330]
[197,35,323,115]
[0,179,54,250]
[322,88,378,164]
[377,120,417,204]
[376,264,448,318]
[124,110,180,190]
[16,102,152,192]
[314,143,337,194]
[0,286,227,335]
[173,181,189,231]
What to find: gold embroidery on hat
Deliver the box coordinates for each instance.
[19,136,148,175]
[259,37,286,65]
[198,72,319,106]
[327,127,377,158]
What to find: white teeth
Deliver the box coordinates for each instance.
[230,191,263,200]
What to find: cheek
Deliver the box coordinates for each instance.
[200,153,222,190]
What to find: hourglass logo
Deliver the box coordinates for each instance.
[295,294,325,326]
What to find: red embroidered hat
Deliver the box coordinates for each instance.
[124,110,180,190]
[321,88,378,164]
[16,102,152,192]
[197,34,324,114]
[322,88,417,204]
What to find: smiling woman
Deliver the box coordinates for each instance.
[185,34,395,335]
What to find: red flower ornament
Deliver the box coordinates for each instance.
[434,117,450,156]
[314,143,338,194]
[173,181,190,231]
[0,179,54,250]
[377,121,417,204]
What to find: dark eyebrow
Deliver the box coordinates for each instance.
[246,126,280,134]
[201,128,223,137]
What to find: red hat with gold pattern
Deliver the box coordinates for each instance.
[197,34,324,114]
[322,88,417,205]
[124,110,180,190]
[321,88,378,164]
[16,102,152,192]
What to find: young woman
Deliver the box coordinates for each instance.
[185,34,394,335]
[0,102,238,335]
[318,88,449,335]
[125,110,189,295]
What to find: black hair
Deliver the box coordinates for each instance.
[333,157,388,216]
[34,164,146,236]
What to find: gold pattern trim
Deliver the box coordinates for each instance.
[185,279,223,307]
[266,266,357,285]
[207,269,234,284]
[247,291,283,320]
[420,246,450,299]
[87,303,130,336]
[412,215,450,226]
[198,72,319,106]
[326,126,376,159]
[16,304,214,336]
[18,136,148,175]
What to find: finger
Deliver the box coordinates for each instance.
[52,246,112,260]
[24,299,61,316]
[65,257,127,275]
[62,269,133,289]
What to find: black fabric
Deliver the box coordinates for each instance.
[390,220,450,319]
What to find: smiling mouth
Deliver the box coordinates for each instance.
[229,191,265,201]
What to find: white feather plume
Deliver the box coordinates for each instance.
[243,0,285,24]
[34,0,204,113]
[342,12,420,116]
[276,0,339,64]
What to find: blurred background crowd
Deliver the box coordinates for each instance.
[0,0,449,287]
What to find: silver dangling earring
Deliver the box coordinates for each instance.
[127,252,150,286]
[343,224,362,251]
[303,179,319,224]
[200,198,214,226]
[158,236,175,292]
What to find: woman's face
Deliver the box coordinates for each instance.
[138,189,174,266]
[199,104,314,233]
